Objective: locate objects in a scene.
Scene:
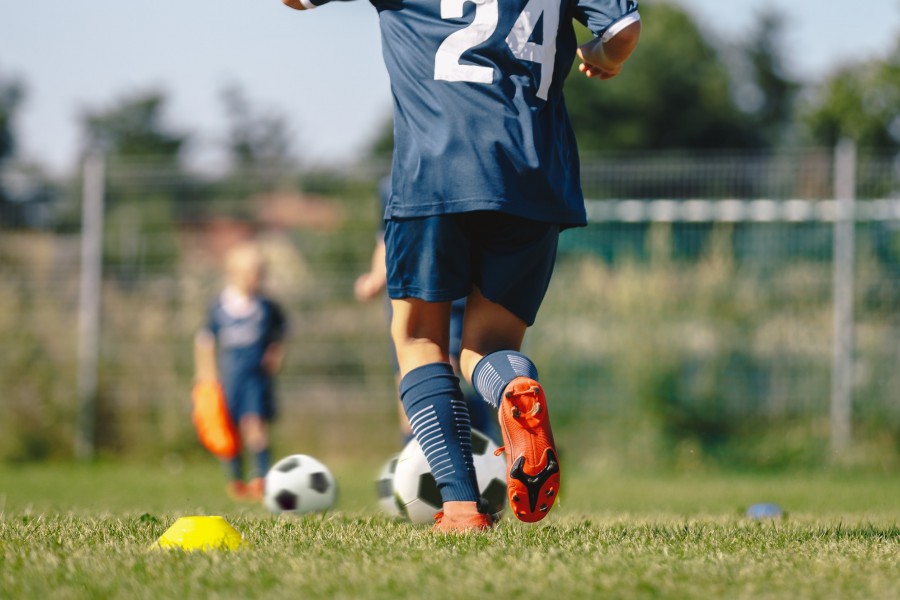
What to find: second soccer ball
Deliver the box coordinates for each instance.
[392,429,507,524]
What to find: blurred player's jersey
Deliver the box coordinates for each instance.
[303,0,639,227]
[206,289,287,379]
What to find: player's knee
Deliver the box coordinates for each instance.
[241,417,268,452]
[246,430,268,453]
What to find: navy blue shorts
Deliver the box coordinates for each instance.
[384,212,560,326]
[223,373,276,422]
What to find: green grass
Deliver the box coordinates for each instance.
[2,461,900,599]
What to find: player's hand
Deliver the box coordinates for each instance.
[354,272,384,302]
[576,48,622,80]
[577,20,641,81]
[261,343,286,375]
[282,0,307,10]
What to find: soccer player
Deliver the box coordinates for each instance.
[355,177,501,445]
[283,0,641,531]
[195,242,288,501]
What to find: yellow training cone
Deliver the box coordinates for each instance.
[150,516,247,552]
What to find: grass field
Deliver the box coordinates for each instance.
[2,460,899,599]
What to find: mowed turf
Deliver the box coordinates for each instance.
[1,461,899,599]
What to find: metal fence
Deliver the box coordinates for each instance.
[0,145,898,466]
[535,144,899,466]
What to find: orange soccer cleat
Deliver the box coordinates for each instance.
[432,510,494,533]
[497,377,560,523]
[247,477,266,502]
[226,480,251,501]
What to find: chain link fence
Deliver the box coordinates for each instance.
[1,147,898,467]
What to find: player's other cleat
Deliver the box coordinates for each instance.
[432,510,494,533]
[497,377,560,523]
[247,477,265,501]
[226,480,251,501]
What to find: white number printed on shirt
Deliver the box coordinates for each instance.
[434,0,562,100]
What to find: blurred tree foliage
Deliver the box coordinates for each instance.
[81,90,187,165]
[740,10,800,148]
[802,42,900,150]
[367,113,394,164]
[0,72,58,229]
[221,83,295,173]
[565,4,797,152]
[0,72,24,165]
[0,71,25,210]
[218,83,297,201]
[79,90,195,280]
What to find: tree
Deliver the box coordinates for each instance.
[803,42,900,150]
[0,72,32,225]
[0,72,24,166]
[367,113,394,165]
[79,90,193,278]
[81,90,187,164]
[739,10,800,147]
[564,3,766,153]
[221,84,296,173]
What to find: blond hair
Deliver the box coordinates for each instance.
[225,242,266,283]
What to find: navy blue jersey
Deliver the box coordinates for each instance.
[206,292,287,380]
[303,0,639,227]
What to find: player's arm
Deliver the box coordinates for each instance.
[261,303,288,375]
[354,238,388,302]
[262,342,287,375]
[194,330,219,382]
[577,17,642,80]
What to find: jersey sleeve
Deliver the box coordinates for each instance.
[265,301,288,345]
[205,301,220,338]
[575,0,641,41]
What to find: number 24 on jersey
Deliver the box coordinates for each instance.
[434,0,561,100]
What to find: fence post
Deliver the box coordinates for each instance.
[831,139,856,456]
[75,153,106,460]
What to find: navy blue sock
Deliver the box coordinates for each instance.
[400,362,480,503]
[254,448,271,479]
[225,455,243,481]
[472,351,539,408]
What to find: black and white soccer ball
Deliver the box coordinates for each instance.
[375,455,402,518]
[264,454,337,515]
[393,429,507,524]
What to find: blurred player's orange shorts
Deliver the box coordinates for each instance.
[191,380,240,459]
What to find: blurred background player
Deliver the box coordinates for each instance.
[354,177,500,446]
[194,242,288,501]
[284,0,641,531]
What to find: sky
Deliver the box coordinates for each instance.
[1,0,899,174]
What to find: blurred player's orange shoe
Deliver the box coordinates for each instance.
[432,509,494,533]
[226,480,250,501]
[497,377,560,523]
[247,477,265,501]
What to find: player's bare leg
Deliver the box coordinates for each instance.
[240,415,269,500]
[458,288,528,379]
[391,298,492,532]
[462,288,560,523]
[390,298,451,370]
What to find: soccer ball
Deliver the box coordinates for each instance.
[264,454,337,515]
[375,455,402,518]
[393,429,507,524]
